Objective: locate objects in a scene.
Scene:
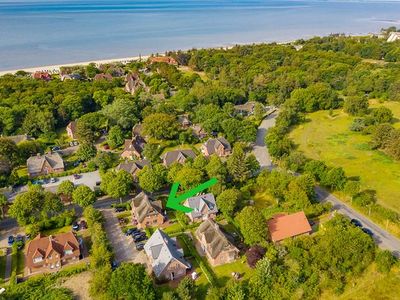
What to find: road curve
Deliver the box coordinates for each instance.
[253,111,400,257]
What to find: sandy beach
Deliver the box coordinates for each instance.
[0,55,150,76]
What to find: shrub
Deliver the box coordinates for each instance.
[376,250,396,273]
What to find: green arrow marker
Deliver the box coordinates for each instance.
[166,178,218,213]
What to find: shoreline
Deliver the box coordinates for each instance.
[0,33,379,76]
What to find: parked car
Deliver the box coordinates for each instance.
[114,207,126,213]
[80,220,87,230]
[49,178,57,183]
[73,174,81,180]
[8,236,14,246]
[52,146,61,151]
[362,228,374,237]
[72,222,80,231]
[135,242,145,251]
[133,235,147,243]
[350,219,362,227]
[15,235,24,243]
[73,141,79,146]
[125,228,138,236]
[111,260,119,270]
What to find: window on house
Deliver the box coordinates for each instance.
[64,249,73,255]
[33,257,43,263]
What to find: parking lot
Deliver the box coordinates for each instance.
[102,209,144,264]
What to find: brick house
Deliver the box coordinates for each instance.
[149,56,178,66]
[93,73,113,81]
[116,160,149,180]
[184,193,218,223]
[144,229,190,281]
[66,121,77,140]
[161,149,196,167]
[201,137,231,157]
[120,135,146,160]
[25,232,81,275]
[32,71,51,81]
[131,192,164,229]
[27,152,65,178]
[195,219,239,266]
[267,211,312,243]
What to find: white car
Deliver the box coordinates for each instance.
[49,178,57,183]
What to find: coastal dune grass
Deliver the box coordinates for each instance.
[289,101,400,213]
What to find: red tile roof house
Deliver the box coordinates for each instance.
[66,121,77,140]
[32,71,51,81]
[131,192,165,229]
[149,56,178,66]
[25,232,81,275]
[93,73,113,81]
[27,152,65,178]
[267,211,312,243]
[201,137,231,157]
[184,193,218,223]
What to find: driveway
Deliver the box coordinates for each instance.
[253,111,400,257]
[101,209,139,263]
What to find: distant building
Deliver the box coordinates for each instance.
[195,219,239,266]
[131,192,165,229]
[93,73,113,81]
[5,134,33,144]
[191,124,207,140]
[125,73,147,95]
[121,135,146,160]
[178,115,191,129]
[116,160,149,180]
[25,232,81,275]
[184,193,218,223]
[32,71,51,81]
[387,32,400,42]
[27,152,65,178]
[131,123,144,138]
[144,229,190,281]
[201,137,231,157]
[149,56,178,66]
[61,74,82,81]
[161,149,196,167]
[234,101,259,116]
[267,211,312,243]
[66,121,77,140]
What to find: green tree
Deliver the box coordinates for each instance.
[371,107,393,124]
[102,98,139,130]
[343,95,369,116]
[376,250,396,273]
[143,143,162,163]
[235,206,267,246]
[138,165,167,192]
[57,180,75,203]
[321,167,347,190]
[0,194,8,218]
[216,188,241,219]
[176,277,196,300]
[72,185,96,207]
[174,165,204,190]
[108,263,156,300]
[101,169,133,203]
[142,113,179,140]
[227,144,250,184]
[76,142,97,162]
[0,138,19,169]
[107,125,125,149]
[343,180,361,197]
[205,155,227,183]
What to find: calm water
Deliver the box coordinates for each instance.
[0,0,400,70]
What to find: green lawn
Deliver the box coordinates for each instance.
[289,101,400,214]
[321,264,400,300]
[161,143,202,155]
[42,225,72,236]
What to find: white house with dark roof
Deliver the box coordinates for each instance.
[183,193,218,223]
[144,229,190,281]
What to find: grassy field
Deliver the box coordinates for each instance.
[321,264,400,300]
[289,101,400,213]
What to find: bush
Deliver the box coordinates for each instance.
[376,250,396,273]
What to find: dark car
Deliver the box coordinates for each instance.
[72,222,80,231]
[52,146,61,151]
[362,228,374,237]
[8,236,14,246]
[135,242,145,251]
[73,174,81,180]
[125,228,139,236]
[133,235,147,243]
[15,235,24,243]
[350,219,362,227]
[111,260,119,270]
[132,231,146,238]
[114,207,126,213]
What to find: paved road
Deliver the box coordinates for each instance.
[253,111,400,257]
[102,209,139,264]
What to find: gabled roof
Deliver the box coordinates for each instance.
[26,232,80,269]
[131,192,163,223]
[267,211,312,242]
[144,229,190,277]
[116,160,149,174]
[203,137,231,155]
[185,193,218,219]
[161,149,196,167]
[27,152,64,174]
[195,219,238,259]
[93,73,113,81]
[122,136,146,155]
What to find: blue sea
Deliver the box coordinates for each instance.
[0,0,400,71]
